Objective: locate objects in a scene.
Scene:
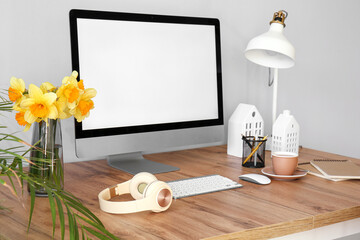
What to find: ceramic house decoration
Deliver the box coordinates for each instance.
[272,110,300,154]
[227,103,264,157]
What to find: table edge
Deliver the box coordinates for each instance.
[202,206,360,240]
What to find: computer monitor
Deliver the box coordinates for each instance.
[69,9,224,175]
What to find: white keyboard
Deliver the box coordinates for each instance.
[167,175,242,199]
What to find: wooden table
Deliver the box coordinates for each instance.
[1,146,360,239]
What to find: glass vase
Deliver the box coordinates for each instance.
[28,119,64,197]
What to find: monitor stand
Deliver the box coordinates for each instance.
[107,152,179,175]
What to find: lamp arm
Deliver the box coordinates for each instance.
[268,68,274,86]
[272,68,279,125]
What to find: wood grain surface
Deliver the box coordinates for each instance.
[0,146,359,239]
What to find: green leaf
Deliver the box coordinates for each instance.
[81,226,86,240]
[61,192,103,226]
[5,172,17,195]
[0,149,29,164]
[18,157,24,192]
[55,195,65,240]
[27,183,36,232]
[9,156,21,170]
[82,226,112,240]
[74,212,79,240]
[76,214,120,240]
[60,189,83,204]
[0,133,25,143]
[65,204,75,240]
[3,146,24,153]
[45,186,57,238]
[66,200,103,227]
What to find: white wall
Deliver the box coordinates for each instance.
[1,0,359,162]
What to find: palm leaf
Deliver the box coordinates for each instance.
[76,214,119,240]
[66,204,76,240]
[82,226,113,240]
[55,195,65,240]
[81,226,86,240]
[0,99,12,112]
[0,95,120,240]
[27,182,36,232]
[0,148,33,165]
[60,191,104,226]
[74,212,80,240]
[5,171,17,195]
[45,186,57,238]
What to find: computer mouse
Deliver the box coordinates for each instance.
[239,174,271,185]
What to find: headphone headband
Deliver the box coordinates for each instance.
[98,173,172,214]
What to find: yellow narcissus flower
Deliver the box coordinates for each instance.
[12,94,28,112]
[54,99,71,119]
[9,71,95,131]
[77,79,85,90]
[70,88,96,122]
[20,84,58,124]
[40,82,56,93]
[8,77,25,102]
[15,111,32,131]
[57,71,83,104]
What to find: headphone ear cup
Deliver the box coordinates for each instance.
[129,172,157,199]
[143,181,173,212]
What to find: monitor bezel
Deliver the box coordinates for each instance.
[69,9,223,139]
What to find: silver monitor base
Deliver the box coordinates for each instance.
[107,152,179,175]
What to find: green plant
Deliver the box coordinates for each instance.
[0,95,119,240]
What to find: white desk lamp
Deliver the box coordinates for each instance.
[245,10,295,124]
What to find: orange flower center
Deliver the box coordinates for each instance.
[64,87,80,103]
[78,80,85,90]
[8,87,22,102]
[30,103,48,118]
[78,100,94,116]
[15,112,27,126]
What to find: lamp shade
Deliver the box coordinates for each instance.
[245,23,295,69]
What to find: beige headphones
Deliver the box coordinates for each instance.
[98,172,173,214]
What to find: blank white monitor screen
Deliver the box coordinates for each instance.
[78,19,219,131]
[70,10,223,174]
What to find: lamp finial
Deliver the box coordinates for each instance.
[270,10,288,27]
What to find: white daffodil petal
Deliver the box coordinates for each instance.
[24,124,31,132]
[69,107,76,115]
[20,98,35,108]
[67,101,76,110]
[82,88,97,100]
[71,71,78,78]
[62,76,70,85]
[10,77,26,92]
[24,111,37,124]
[48,105,58,119]
[43,92,57,105]
[28,84,43,99]
[40,82,56,93]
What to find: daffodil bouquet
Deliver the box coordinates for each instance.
[8,71,96,196]
[8,71,96,131]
